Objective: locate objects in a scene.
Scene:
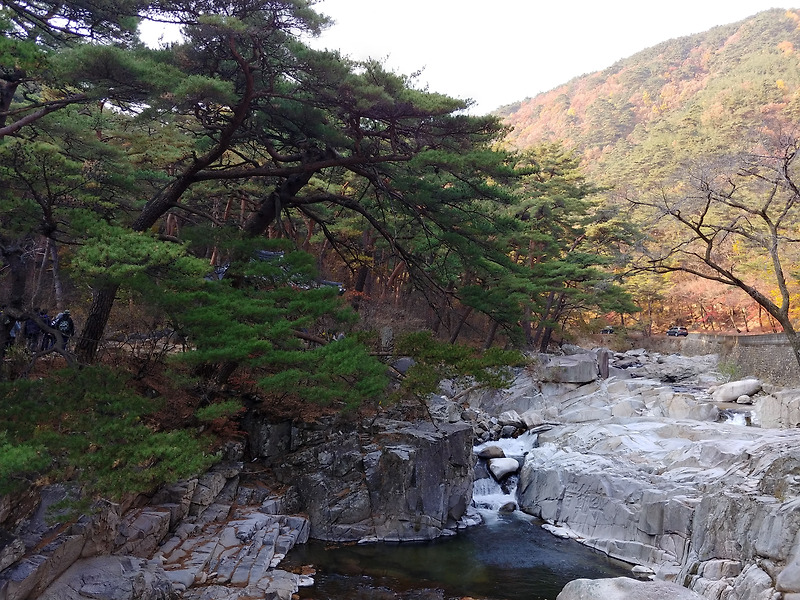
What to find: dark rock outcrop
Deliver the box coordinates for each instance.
[244,416,474,542]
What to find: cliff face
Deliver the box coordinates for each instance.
[244,415,475,542]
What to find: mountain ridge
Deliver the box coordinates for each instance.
[498,8,800,185]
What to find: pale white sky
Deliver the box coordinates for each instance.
[140,2,795,115]
[308,1,794,114]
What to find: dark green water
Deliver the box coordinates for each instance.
[282,512,633,600]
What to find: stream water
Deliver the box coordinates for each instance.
[283,432,633,600]
[283,511,632,600]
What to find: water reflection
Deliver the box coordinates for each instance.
[283,512,632,600]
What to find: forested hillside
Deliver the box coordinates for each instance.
[499,8,800,346]
[500,8,800,184]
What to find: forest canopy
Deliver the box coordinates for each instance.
[0,0,632,390]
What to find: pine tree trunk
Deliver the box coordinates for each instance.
[74,284,119,364]
[50,241,64,310]
[532,291,556,349]
[32,239,49,308]
[352,265,369,311]
[449,307,473,344]
[483,320,499,350]
[521,306,533,347]
[539,326,553,353]
[214,360,239,386]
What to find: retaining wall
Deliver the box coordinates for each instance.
[635,333,800,387]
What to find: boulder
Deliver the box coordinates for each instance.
[520,408,545,428]
[538,354,598,384]
[497,410,524,427]
[488,458,520,481]
[475,445,505,459]
[661,393,719,421]
[556,577,704,599]
[498,502,517,513]
[755,389,800,428]
[712,378,762,403]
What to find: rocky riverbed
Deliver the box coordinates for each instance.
[5,345,800,599]
[463,347,800,600]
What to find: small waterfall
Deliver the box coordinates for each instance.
[472,431,538,520]
[474,430,538,456]
[719,408,752,426]
[472,474,519,514]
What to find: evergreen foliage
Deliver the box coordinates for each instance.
[0,366,218,498]
[0,0,645,510]
[391,331,526,403]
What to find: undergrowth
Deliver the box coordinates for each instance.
[0,365,219,499]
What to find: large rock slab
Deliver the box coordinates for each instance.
[755,387,800,428]
[556,576,704,599]
[258,418,474,542]
[712,378,762,403]
[537,354,598,384]
[519,418,800,570]
[37,556,174,600]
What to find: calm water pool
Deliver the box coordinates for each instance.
[282,511,633,600]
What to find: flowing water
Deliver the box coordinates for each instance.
[283,432,633,600]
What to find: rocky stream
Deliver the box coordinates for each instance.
[5,345,800,599]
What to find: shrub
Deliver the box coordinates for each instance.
[0,366,219,499]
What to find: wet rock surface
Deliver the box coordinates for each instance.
[556,576,705,599]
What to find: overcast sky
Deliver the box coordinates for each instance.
[307,1,794,114]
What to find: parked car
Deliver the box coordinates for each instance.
[600,326,614,334]
[666,326,688,337]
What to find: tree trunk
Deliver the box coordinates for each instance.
[1,244,27,311]
[32,239,50,308]
[539,326,553,353]
[483,320,499,350]
[214,360,239,387]
[74,284,119,364]
[780,321,800,372]
[532,291,556,349]
[520,306,533,347]
[50,241,64,310]
[449,306,473,344]
[381,262,405,301]
[0,75,21,132]
[352,265,369,312]
[539,292,568,352]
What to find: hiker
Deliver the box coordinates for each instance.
[25,309,44,351]
[40,310,55,350]
[52,310,75,351]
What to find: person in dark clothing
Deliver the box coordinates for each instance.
[40,310,54,350]
[52,310,75,351]
[25,309,43,351]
